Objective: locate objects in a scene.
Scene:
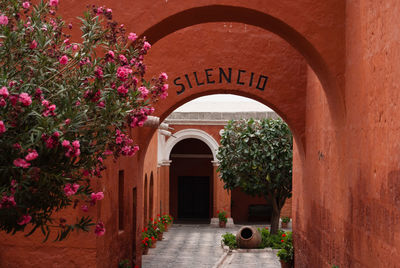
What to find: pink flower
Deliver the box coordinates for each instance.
[117,85,128,95]
[72,44,78,51]
[19,93,32,106]
[0,121,5,134]
[22,2,30,9]
[62,140,70,147]
[128,32,137,41]
[13,158,31,168]
[160,91,168,99]
[81,205,88,212]
[0,15,8,26]
[91,192,104,202]
[116,66,132,81]
[72,140,80,148]
[94,221,105,236]
[107,50,115,59]
[143,41,151,51]
[61,140,70,147]
[41,99,49,107]
[0,195,16,209]
[17,215,32,225]
[25,150,39,161]
[49,0,59,7]
[97,101,105,108]
[64,118,71,125]
[64,183,80,197]
[159,72,168,82]
[0,99,5,107]
[94,66,103,79]
[0,86,8,98]
[59,55,68,65]
[138,86,149,98]
[119,54,127,63]
[29,40,38,49]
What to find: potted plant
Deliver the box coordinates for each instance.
[160,214,173,231]
[156,220,165,241]
[277,232,294,268]
[217,210,227,228]
[281,216,291,229]
[141,229,152,255]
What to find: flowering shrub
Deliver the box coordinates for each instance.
[0,0,167,240]
[141,227,155,249]
[217,210,227,223]
[160,213,173,226]
[277,232,293,264]
[281,216,291,224]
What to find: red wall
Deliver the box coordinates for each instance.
[5,1,400,267]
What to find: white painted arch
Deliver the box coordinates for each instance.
[163,129,220,162]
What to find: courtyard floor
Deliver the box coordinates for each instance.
[142,224,281,268]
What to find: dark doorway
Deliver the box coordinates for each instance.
[178,176,210,219]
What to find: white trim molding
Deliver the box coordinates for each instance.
[162,129,220,162]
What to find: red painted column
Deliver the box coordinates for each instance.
[159,160,171,215]
[212,161,231,218]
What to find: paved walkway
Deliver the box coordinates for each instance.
[142,224,281,268]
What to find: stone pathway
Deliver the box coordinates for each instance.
[142,224,281,268]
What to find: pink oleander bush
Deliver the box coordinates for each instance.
[0,0,168,241]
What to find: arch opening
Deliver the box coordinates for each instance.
[140,5,345,121]
[168,138,214,222]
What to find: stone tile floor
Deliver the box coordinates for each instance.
[142,224,281,268]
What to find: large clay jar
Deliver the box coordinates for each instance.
[236,226,261,249]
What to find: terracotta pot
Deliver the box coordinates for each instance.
[157,232,163,241]
[142,247,149,255]
[280,259,292,268]
[150,241,156,248]
[236,226,261,249]
[281,222,288,229]
[164,224,169,232]
[219,220,226,228]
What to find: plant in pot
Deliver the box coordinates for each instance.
[277,232,294,268]
[156,220,165,241]
[160,214,173,231]
[141,229,152,255]
[217,210,227,228]
[281,216,291,229]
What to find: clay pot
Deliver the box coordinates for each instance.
[157,232,163,241]
[281,222,288,229]
[236,226,261,249]
[219,221,226,228]
[142,247,149,255]
[164,224,169,232]
[150,241,156,248]
[280,260,292,268]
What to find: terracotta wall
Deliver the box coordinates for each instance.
[8,0,400,267]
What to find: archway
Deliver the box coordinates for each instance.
[129,3,345,267]
[168,138,214,222]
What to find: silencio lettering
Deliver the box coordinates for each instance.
[174,67,269,95]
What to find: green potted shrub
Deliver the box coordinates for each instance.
[277,232,294,268]
[141,228,154,255]
[221,232,238,249]
[281,216,291,229]
[217,210,227,228]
